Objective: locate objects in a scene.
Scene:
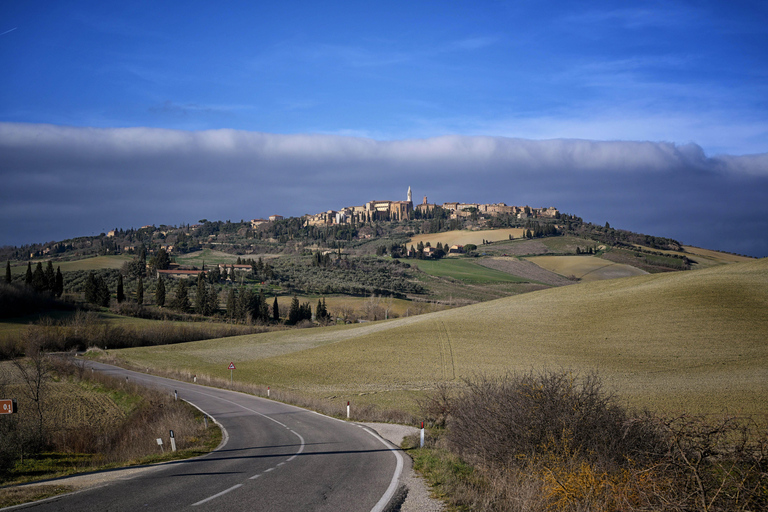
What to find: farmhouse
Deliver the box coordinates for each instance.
[156,269,203,279]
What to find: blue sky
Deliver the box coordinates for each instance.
[1,1,767,255]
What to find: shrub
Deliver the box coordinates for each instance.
[444,371,661,471]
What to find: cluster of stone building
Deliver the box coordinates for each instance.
[302,187,559,227]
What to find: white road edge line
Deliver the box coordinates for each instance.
[363,427,404,512]
[191,484,243,506]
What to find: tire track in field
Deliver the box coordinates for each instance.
[439,320,456,381]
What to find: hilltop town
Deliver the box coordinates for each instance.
[283,187,560,227]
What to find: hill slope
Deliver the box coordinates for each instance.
[116,258,768,416]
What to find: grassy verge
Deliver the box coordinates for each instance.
[0,357,222,506]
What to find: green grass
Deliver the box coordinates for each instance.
[8,256,132,275]
[411,259,528,284]
[111,258,768,419]
[174,249,246,266]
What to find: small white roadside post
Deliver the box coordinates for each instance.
[174,390,178,401]
[157,438,164,453]
[420,421,425,448]
[267,386,270,398]
[169,430,176,452]
[346,401,350,419]
[193,375,197,383]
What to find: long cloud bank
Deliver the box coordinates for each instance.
[1,123,767,257]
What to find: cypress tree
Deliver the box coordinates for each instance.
[5,261,10,284]
[272,296,279,323]
[136,276,144,305]
[54,267,64,298]
[116,274,125,303]
[258,289,269,322]
[44,261,55,292]
[32,262,46,292]
[287,295,300,325]
[156,277,166,307]
[85,272,97,304]
[25,262,33,286]
[196,273,208,314]
[206,285,219,315]
[172,280,190,313]
[95,276,110,307]
[226,288,237,320]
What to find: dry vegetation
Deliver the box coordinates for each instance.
[411,371,767,511]
[0,355,220,489]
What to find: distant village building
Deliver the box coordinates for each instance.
[271,186,557,230]
[156,269,203,279]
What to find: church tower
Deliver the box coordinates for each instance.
[407,186,412,203]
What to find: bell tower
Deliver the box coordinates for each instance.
[407,186,412,203]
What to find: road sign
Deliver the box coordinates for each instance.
[228,362,236,370]
[0,399,17,414]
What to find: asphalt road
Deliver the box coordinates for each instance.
[14,362,403,512]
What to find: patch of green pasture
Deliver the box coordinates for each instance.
[6,256,132,275]
[411,259,528,284]
[113,259,768,418]
[174,249,242,266]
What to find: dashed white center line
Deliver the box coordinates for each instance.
[191,484,243,506]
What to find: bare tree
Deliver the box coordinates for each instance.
[12,344,53,450]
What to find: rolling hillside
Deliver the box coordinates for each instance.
[114,258,768,417]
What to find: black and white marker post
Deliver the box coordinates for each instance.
[420,421,425,448]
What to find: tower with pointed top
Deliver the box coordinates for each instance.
[407,186,412,203]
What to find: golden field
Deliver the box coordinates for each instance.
[408,228,526,249]
[112,258,768,418]
[526,255,649,281]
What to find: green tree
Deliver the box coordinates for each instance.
[156,277,166,307]
[25,262,33,287]
[226,288,237,320]
[287,295,300,325]
[206,285,219,315]
[32,262,46,292]
[5,261,11,284]
[116,274,125,303]
[272,296,279,323]
[54,267,63,298]
[136,276,144,305]
[84,272,97,304]
[195,273,208,315]
[95,276,110,307]
[44,261,55,292]
[171,280,190,313]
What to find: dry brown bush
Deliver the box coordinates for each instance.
[419,371,768,511]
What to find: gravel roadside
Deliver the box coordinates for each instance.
[362,422,444,512]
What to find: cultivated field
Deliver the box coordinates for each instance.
[112,258,768,418]
[408,228,526,249]
[683,245,756,266]
[411,259,529,284]
[474,257,575,286]
[8,256,133,275]
[174,249,278,266]
[526,255,648,281]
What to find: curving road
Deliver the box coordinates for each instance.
[14,362,403,512]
